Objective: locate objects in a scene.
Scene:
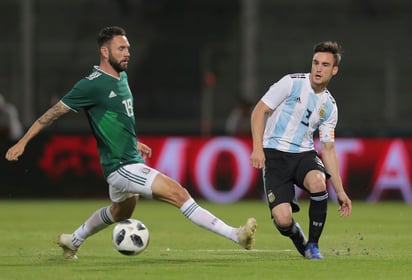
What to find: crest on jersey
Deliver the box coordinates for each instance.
[318,105,326,118]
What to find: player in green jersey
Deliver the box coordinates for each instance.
[5,26,257,259]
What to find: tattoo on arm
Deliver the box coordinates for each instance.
[37,102,69,126]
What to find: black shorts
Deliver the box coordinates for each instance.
[263,148,329,213]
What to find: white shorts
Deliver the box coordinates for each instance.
[107,163,159,203]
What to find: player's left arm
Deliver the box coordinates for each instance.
[320,141,352,217]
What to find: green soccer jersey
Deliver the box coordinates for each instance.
[61,66,144,178]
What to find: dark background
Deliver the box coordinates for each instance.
[1,0,411,135]
[1,0,412,202]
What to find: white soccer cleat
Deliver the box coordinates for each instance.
[237,217,257,250]
[57,234,78,259]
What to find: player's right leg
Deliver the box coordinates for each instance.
[272,203,307,256]
[264,149,307,256]
[274,219,307,256]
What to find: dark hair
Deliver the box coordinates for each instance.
[313,41,343,66]
[97,26,126,47]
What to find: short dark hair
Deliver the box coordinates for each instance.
[97,26,126,47]
[313,41,343,66]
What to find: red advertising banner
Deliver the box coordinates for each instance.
[30,135,412,203]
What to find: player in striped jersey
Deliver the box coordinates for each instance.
[5,26,256,259]
[250,41,352,259]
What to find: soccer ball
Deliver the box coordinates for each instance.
[112,218,150,256]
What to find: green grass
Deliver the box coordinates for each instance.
[0,200,411,280]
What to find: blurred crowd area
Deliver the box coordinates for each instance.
[0,0,411,136]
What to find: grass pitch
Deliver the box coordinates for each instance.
[0,199,411,280]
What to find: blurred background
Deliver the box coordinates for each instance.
[1,0,412,202]
[1,0,411,135]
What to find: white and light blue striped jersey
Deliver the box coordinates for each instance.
[261,73,337,153]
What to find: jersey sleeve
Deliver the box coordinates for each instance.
[60,79,96,112]
[261,75,293,109]
[318,103,338,143]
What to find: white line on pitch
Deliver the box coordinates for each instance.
[160,248,292,253]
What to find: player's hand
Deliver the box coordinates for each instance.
[337,191,352,217]
[137,142,152,160]
[250,149,265,169]
[5,143,25,161]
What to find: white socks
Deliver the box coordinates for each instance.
[72,206,114,248]
[180,198,238,242]
[70,199,239,249]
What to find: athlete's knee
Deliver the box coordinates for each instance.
[304,170,327,193]
[168,183,191,206]
[152,175,191,207]
[273,215,293,229]
[272,204,293,228]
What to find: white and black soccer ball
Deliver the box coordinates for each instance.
[112,218,150,256]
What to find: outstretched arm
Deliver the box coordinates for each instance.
[321,141,352,217]
[5,101,70,161]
